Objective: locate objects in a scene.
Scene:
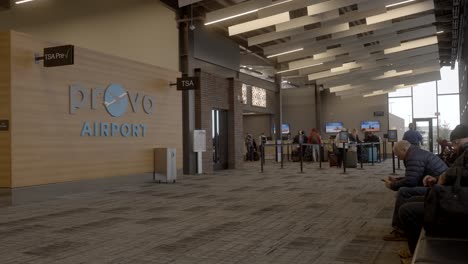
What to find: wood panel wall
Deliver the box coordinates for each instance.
[8,31,181,187]
[0,31,11,187]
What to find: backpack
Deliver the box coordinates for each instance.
[424,149,468,237]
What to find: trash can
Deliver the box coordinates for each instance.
[153,148,177,183]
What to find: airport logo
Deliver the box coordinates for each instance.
[69,84,154,137]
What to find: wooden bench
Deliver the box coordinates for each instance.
[412,231,468,264]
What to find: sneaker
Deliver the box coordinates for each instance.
[397,248,413,258]
[383,229,407,241]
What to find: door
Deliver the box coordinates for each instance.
[212,109,228,170]
[413,118,435,153]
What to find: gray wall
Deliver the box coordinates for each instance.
[282,87,317,135]
[243,114,272,140]
[320,90,389,138]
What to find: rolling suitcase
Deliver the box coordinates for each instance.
[345,151,357,168]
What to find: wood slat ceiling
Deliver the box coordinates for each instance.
[202,0,459,98]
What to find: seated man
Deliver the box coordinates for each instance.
[398,124,468,262]
[382,140,447,240]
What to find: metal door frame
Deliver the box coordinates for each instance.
[413,118,434,153]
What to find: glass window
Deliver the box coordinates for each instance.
[413,82,437,118]
[252,87,267,108]
[438,94,460,132]
[389,97,412,140]
[438,63,459,94]
[242,84,248,105]
[389,87,412,97]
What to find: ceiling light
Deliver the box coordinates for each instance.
[205,9,258,26]
[267,48,304,58]
[277,63,323,74]
[385,0,416,8]
[16,0,36,3]
[437,31,444,34]
[205,0,293,26]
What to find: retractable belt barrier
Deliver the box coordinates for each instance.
[259,141,385,173]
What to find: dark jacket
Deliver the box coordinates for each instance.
[391,146,448,191]
[444,143,468,186]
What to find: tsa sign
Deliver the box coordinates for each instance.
[193,130,206,152]
[44,45,74,67]
[176,77,200,91]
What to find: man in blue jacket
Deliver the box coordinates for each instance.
[403,123,423,146]
[397,124,468,262]
[382,140,447,241]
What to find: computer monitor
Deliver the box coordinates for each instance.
[325,122,344,133]
[281,123,290,134]
[361,120,380,132]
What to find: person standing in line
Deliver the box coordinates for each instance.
[403,123,423,146]
[308,128,322,162]
[335,128,349,168]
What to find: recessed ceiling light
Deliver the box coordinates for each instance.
[16,0,35,4]
[385,0,416,8]
[267,48,304,58]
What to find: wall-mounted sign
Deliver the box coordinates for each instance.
[176,77,200,91]
[43,45,74,67]
[388,130,398,142]
[70,83,155,137]
[193,130,206,152]
[0,120,8,131]
[374,111,385,117]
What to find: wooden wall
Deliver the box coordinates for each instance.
[7,31,181,187]
[0,31,11,187]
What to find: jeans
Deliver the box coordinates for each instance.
[312,144,320,162]
[392,187,428,230]
[399,201,424,253]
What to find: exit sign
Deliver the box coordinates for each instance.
[176,77,200,91]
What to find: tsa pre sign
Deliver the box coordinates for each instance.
[44,45,74,67]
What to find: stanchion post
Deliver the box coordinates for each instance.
[261,143,264,173]
[360,143,363,169]
[371,143,375,166]
[398,157,401,169]
[391,141,396,175]
[300,144,303,173]
[342,142,346,174]
[319,144,322,169]
[281,143,284,169]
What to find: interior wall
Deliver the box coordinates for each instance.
[0,0,178,71]
[282,87,317,136]
[0,32,11,187]
[196,71,243,174]
[243,115,272,140]
[320,90,389,138]
[7,31,181,187]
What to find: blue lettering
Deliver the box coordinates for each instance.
[94,121,99,136]
[132,124,140,137]
[100,122,110,137]
[140,124,147,137]
[80,122,92,136]
[121,123,131,137]
[111,123,120,136]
